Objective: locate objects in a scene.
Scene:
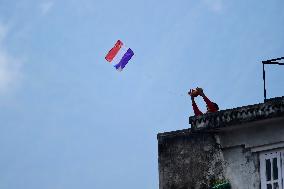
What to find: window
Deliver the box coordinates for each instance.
[260,150,284,189]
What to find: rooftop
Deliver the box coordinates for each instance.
[157,96,284,140]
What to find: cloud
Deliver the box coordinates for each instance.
[203,0,224,13]
[0,24,22,94]
[39,1,54,15]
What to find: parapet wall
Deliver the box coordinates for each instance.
[189,96,284,130]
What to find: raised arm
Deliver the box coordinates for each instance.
[190,94,203,116]
[197,88,217,112]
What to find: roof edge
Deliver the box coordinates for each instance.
[189,96,284,130]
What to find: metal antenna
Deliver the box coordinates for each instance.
[262,57,284,102]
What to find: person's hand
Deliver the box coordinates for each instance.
[188,90,195,100]
[189,89,199,97]
[196,87,204,96]
[188,89,192,96]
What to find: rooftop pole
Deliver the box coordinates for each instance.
[262,62,266,101]
[262,57,284,102]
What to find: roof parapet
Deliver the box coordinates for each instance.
[189,96,284,130]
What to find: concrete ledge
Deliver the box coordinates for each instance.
[189,96,284,130]
[157,129,191,140]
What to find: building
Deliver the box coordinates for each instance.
[157,96,284,189]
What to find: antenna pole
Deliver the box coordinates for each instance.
[262,62,266,102]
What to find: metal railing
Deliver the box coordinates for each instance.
[262,57,284,102]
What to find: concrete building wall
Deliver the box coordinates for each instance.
[218,117,284,149]
[158,118,284,189]
[158,130,224,189]
[221,146,260,189]
[216,117,284,189]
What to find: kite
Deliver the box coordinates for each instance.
[105,40,134,71]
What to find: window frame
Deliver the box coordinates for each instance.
[260,149,284,189]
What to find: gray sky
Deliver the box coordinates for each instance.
[0,0,283,188]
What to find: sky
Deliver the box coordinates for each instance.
[0,0,283,189]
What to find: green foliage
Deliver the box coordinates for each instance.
[211,180,231,189]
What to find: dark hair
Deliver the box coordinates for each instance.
[213,103,219,111]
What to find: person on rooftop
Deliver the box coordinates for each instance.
[188,87,219,116]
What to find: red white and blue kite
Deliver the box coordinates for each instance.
[105,40,134,71]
